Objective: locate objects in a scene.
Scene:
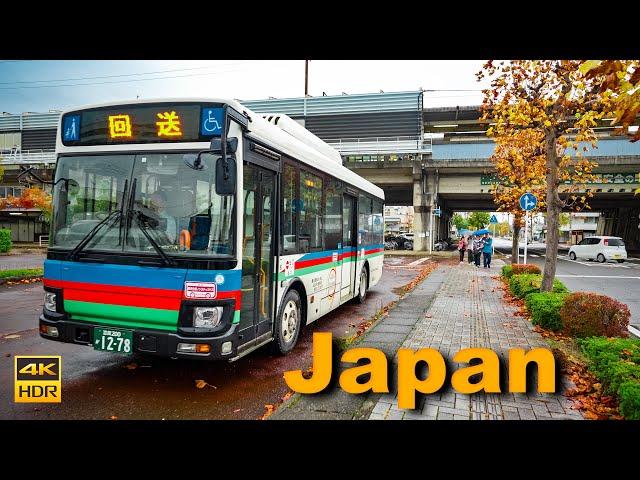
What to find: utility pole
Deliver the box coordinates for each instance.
[304,60,309,96]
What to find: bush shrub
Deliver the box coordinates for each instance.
[512,263,541,276]
[508,273,568,299]
[501,264,513,278]
[560,292,631,338]
[524,292,567,331]
[0,229,12,253]
[579,337,640,419]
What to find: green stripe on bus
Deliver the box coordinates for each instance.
[64,300,178,331]
[233,310,240,324]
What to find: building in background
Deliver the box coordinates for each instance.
[0,111,57,242]
[384,206,414,234]
[560,212,600,245]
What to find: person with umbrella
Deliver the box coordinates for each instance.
[471,233,484,267]
[482,232,493,268]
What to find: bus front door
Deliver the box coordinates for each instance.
[240,164,275,349]
[341,194,358,301]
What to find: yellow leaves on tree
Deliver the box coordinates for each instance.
[478,60,614,291]
[0,188,52,222]
[491,129,546,221]
[580,60,640,142]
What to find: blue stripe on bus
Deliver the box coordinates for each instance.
[44,260,240,291]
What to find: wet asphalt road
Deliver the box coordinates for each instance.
[494,238,640,330]
[0,255,430,420]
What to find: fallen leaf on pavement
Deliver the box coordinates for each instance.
[125,363,138,370]
[195,379,217,389]
[425,314,432,318]
[233,409,243,413]
[261,404,275,420]
[109,415,118,420]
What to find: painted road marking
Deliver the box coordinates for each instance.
[408,257,431,266]
[556,275,640,279]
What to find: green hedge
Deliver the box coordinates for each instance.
[501,265,513,278]
[578,337,640,420]
[508,273,568,299]
[0,229,12,253]
[524,292,567,331]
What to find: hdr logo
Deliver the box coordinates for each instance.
[14,356,62,403]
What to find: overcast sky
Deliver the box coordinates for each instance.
[0,60,489,113]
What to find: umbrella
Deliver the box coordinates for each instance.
[473,228,491,235]
[458,228,473,236]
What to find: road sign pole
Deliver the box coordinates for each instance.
[524,210,529,264]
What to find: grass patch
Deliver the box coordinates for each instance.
[0,267,43,279]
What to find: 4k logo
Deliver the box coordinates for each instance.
[14,356,61,403]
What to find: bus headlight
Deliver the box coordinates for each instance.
[44,292,57,312]
[193,307,223,329]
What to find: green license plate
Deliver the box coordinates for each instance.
[93,327,133,354]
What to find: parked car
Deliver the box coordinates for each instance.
[568,236,627,263]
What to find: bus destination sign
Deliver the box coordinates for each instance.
[61,103,224,146]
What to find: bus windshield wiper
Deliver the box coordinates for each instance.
[67,209,122,261]
[128,208,177,267]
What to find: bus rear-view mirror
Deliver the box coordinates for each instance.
[215,156,236,195]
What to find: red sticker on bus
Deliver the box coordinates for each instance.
[184,282,217,299]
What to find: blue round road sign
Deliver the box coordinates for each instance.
[519,193,538,211]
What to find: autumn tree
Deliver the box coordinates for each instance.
[0,187,52,223]
[478,61,613,291]
[489,129,546,263]
[580,60,640,195]
[580,60,640,141]
[495,221,510,237]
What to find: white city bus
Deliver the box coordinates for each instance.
[40,98,384,360]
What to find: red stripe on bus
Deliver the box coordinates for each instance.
[295,256,332,269]
[365,248,384,255]
[44,279,182,298]
[64,289,182,310]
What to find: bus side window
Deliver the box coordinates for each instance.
[299,170,323,253]
[282,163,298,254]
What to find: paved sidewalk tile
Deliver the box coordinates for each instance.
[370,261,583,421]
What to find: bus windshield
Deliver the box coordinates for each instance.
[51,153,235,258]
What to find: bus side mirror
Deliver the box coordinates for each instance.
[216,156,236,195]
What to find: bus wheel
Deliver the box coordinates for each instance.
[356,267,368,304]
[272,289,302,355]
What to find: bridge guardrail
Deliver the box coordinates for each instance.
[326,136,433,155]
[0,150,57,165]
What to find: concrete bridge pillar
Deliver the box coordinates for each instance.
[412,164,436,251]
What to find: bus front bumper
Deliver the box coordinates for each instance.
[39,315,239,360]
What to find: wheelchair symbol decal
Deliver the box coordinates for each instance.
[200,108,223,135]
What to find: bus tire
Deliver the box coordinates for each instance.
[355,267,368,304]
[272,289,302,355]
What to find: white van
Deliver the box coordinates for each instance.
[568,236,628,263]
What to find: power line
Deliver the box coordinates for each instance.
[0,60,260,85]
[0,64,291,91]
